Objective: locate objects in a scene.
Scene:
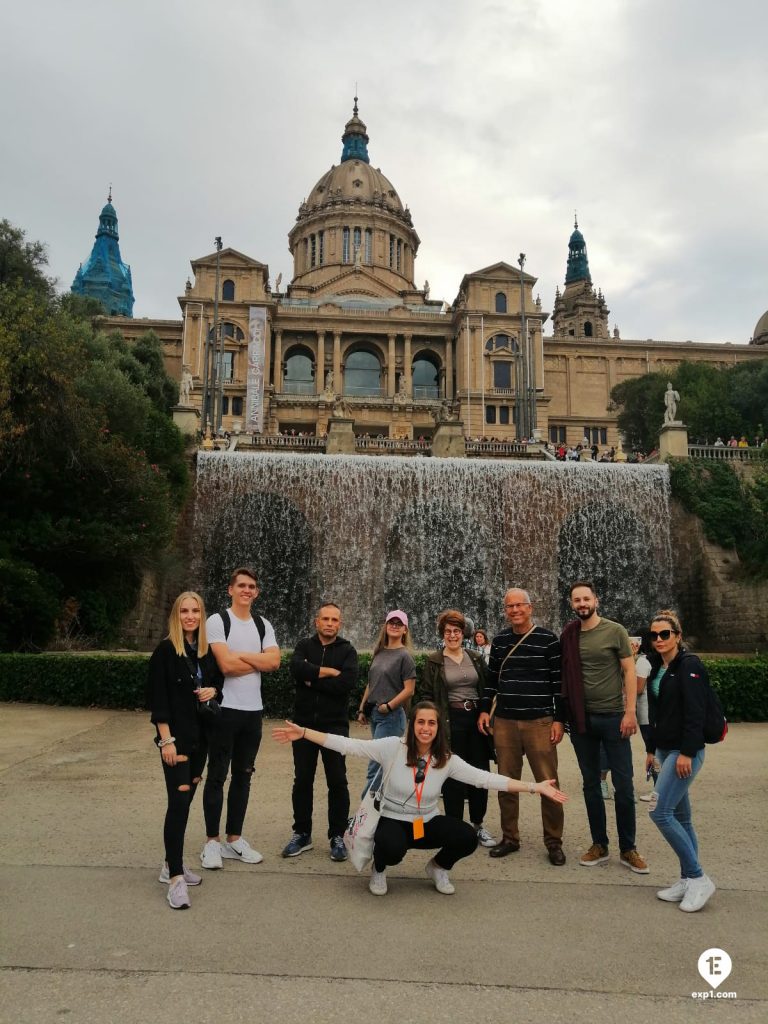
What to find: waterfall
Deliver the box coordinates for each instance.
[193,452,673,649]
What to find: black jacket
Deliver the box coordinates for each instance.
[290,634,359,729]
[645,648,708,757]
[148,639,222,754]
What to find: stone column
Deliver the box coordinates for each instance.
[659,422,689,459]
[263,319,272,394]
[274,330,283,391]
[445,336,454,399]
[387,333,396,396]
[316,330,325,395]
[404,333,412,395]
[333,332,342,391]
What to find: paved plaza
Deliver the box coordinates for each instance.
[1,703,766,1023]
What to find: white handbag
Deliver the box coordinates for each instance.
[343,758,394,872]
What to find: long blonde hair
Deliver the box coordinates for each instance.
[372,620,415,657]
[168,591,209,657]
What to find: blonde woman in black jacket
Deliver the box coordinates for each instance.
[149,591,221,910]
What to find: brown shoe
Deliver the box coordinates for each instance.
[548,846,566,866]
[620,849,649,874]
[579,843,609,866]
[489,839,520,858]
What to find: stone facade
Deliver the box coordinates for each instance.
[94,101,767,450]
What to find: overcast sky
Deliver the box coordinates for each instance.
[2,0,766,343]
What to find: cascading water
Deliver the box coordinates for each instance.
[193,452,674,649]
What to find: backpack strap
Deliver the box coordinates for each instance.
[221,608,266,648]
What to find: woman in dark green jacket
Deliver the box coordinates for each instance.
[422,609,497,848]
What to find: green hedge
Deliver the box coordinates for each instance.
[1,651,767,722]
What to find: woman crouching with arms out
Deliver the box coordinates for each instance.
[149,591,222,910]
[274,701,566,896]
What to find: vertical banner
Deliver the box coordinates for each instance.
[246,306,267,432]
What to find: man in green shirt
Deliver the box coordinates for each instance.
[560,581,649,874]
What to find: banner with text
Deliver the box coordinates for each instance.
[246,306,267,432]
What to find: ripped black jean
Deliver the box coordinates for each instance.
[203,708,263,839]
[161,747,207,877]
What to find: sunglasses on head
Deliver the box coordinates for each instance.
[415,756,428,784]
[649,628,677,641]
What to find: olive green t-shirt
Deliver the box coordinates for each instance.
[578,618,632,713]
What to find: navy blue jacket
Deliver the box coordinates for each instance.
[645,649,707,757]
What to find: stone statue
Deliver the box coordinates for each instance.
[664,381,681,424]
[275,272,282,292]
[423,279,430,299]
[324,370,334,396]
[179,366,193,406]
[393,379,409,404]
[332,395,351,419]
[354,245,362,269]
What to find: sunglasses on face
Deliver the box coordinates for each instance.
[649,629,677,641]
[415,756,428,784]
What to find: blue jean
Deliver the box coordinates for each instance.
[570,713,636,852]
[363,706,406,794]
[649,747,705,879]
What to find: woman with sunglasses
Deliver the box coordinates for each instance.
[423,609,497,848]
[273,701,566,896]
[148,591,222,910]
[356,610,416,792]
[644,610,715,913]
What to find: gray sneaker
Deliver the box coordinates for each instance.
[158,863,202,885]
[167,878,190,910]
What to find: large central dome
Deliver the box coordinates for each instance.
[287,100,420,298]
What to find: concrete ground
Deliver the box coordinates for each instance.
[0,703,765,1023]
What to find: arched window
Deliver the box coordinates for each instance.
[365,228,372,264]
[344,349,382,396]
[485,334,518,353]
[318,230,325,265]
[584,321,593,337]
[412,355,440,399]
[221,322,245,341]
[222,279,235,301]
[353,227,362,259]
[284,347,315,395]
[495,292,507,313]
[342,228,350,264]
[310,234,317,267]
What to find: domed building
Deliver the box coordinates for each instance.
[99,99,767,451]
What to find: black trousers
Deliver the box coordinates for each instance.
[161,746,207,877]
[373,814,478,872]
[203,708,262,838]
[292,733,350,839]
[442,708,490,824]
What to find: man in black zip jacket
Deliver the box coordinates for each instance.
[282,602,359,861]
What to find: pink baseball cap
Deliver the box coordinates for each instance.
[386,609,409,627]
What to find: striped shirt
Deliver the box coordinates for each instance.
[481,625,564,721]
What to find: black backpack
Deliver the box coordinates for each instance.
[220,608,266,648]
[681,655,728,744]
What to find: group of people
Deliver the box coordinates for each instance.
[149,569,716,915]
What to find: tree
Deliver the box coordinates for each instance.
[0,221,188,650]
[610,373,667,451]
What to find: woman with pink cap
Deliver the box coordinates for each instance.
[356,610,416,793]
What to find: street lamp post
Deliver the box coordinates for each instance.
[518,253,529,439]
[211,237,224,432]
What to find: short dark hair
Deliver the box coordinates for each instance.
[316,601,341,615]
[229,566,258,586]
[569,580,596,597]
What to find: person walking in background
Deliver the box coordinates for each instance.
[477,588,566,865]
[560,581,649,874]
[423,609,497,849]
[645,611,716,912]
[273,702,567,897]
[282,602,359,862]
[201,567,280,869]
[356,610,416,793]
[148,592,222,909]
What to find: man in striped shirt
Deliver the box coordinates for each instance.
[478,588,566,865]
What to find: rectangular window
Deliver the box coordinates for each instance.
[499,406,510,425]
[221,396,229,415]
[353,227,361,259]
[342,228,350,264]
[583,426,608,445]
[232,396,243,416]
[549,425,566,444]
[310,234,317,267]
[389,235,395,268]
[493,361,512,388]
[318,230,324,265]
[221,352,235,380]
[396,239,402,271]
[365,228,372,263]
[485,405,496,424]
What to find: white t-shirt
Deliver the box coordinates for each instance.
[207,611,278,712]
[635,653,651,725]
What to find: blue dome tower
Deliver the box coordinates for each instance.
[71,191,135,317]
[564,215,591,285]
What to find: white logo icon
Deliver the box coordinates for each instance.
[697,948,732,989]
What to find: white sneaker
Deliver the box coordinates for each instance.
[220,837,264,864]
[159,863,202,885]
[657,878,688,902]
[679,874,716,913]
[639,791,658,804]
[474,825,498,848]
[167,878,191,910]
[425,858,455,895]
[200,839,223,870]
[369,869,388,896]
